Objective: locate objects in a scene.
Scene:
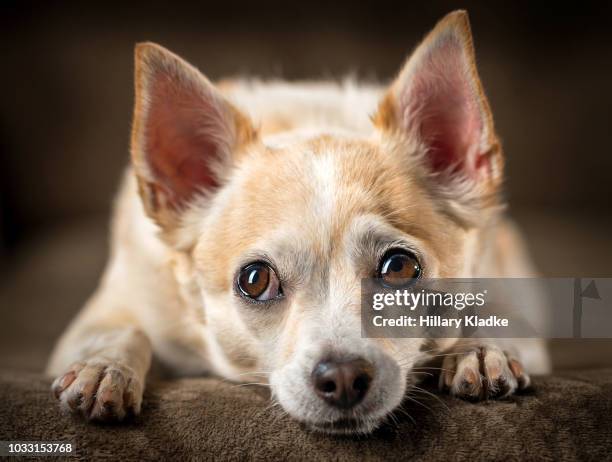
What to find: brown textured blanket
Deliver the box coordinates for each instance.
[1,368,611,461]
[1,219,611,460]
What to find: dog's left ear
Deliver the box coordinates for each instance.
[375,10,502,191]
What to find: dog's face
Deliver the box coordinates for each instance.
[192,136,481,434]
[131,11,503,433]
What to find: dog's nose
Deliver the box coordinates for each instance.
[311,358,373,409]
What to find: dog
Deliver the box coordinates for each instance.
[47,10,550,434]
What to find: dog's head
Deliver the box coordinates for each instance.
[131,11,504,434]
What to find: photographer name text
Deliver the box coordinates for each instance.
[372,314,509,328]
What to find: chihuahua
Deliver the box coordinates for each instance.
[48,10,550,434]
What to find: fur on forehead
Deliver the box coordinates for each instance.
[189,133,474,289]
[176,115,503,259]
[176,126,500,261]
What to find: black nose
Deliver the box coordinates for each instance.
[311,358,373,409]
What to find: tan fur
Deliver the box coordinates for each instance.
[48,10,549,432]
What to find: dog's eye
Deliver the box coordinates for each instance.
[378,249,421,288]
[237,262,282,301]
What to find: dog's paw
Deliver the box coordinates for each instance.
[51,360,143,422]
[439,345,530,400]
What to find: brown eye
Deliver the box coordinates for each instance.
[237,262,282,301]
[378,249,421,288]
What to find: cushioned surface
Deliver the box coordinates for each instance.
[1,217,612,460]
[1,368,611,460]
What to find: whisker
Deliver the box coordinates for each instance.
[407,371,434,378]
[410,386,450,413]
[420,350,471,358]
[233,371,272,377]
[392,406,416,425]
[232,382,270,388]
[403,394,435,414]
[412,366,453,373]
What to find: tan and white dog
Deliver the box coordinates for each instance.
[48,10,550,434]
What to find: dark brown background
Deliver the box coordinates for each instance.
[0,1,611,370]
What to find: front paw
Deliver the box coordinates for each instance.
[439,345,530,400]
[51,360,144,422]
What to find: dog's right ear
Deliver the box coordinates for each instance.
[131,43,257,239]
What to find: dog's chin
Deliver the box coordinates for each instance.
[304,415,383,436]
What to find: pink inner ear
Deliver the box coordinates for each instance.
[402,36,484,177]
[145,73,222,209]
